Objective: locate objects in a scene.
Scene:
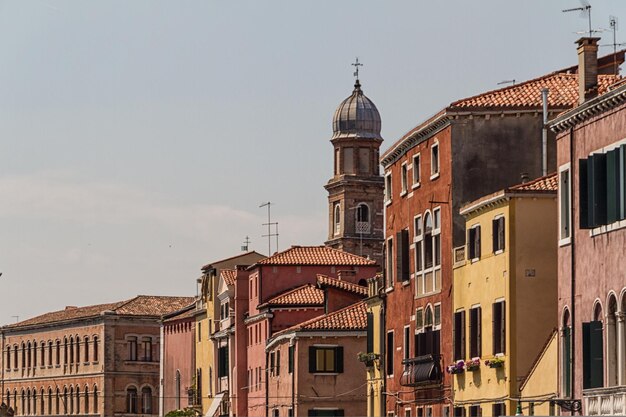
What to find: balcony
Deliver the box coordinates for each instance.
[584,386,626,415]
[400,354,441,387]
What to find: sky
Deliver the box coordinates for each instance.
[1,0,626,324]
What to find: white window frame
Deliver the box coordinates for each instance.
[468,223,481,262]
[386,330,395,378]
[430,141,440,180]
[386,237,394,290]
[401,162,408,196]
[385,172,392,204]
[559,163,572,246]
[412,153,421,189]
[493,214,505,255]
[433,303,441,330]
[415,308,424,334]
[414,215,423,275]
[403,325,410,362]
[433,207,441,269]
[334,203,341,236]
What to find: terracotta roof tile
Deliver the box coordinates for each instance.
[261,284,324,307]
[201,251,265,270]
[221,269,237,286]
[7,295,196,328]
[256,246,376,266]
[450,73,620,109]
[316,274,368,296]
[275,301,367,335]
[163,303,196,323]
[509,173,558,192]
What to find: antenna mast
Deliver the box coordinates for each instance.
[611,16,618,75]
[563,1,593,37]
[241,236,251,252]
[259,202,279,256]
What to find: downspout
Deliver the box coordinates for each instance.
[542,88,549,177]
[569,127,577,407]
[1,329,5,407]
[381,291,387,417]
[291,341,295,415]
[159,324,165,416]
[265,350,269,417]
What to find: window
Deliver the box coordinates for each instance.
[128,337,137,361]
[308,409,344,417]
[359,148,371,174]
[84,386,89,414]
[403,326,410,361]
[414,215,423,273]
[412,154,421,187]
[401,163,408,194]
[492,301,506,355]
[433,208,441,267]
[469,307,482,358]
[453,407,465,417]
[276,349,281,376]
[583,320,604,389]
[561,308,572,397]
[142,337,152,361]
[270,351,275,376]
[434,304,441,328]
[5,348,9,370]
[386,332,394,376]
[218,346,229,378]
[272,409,279,417]
[55,341,60,366]
[492,216,505,253]
[425,306,433,328]
[468,405,481,417]
[288,345,295,373]
[559,166,571,241]
[93,336,99,362]
[386,238,394,287]
[141,387,152,414]
[385,173,392,202]
[126,387,138,414]
[344,147,354,174]
[356,204,370,234]
[415,309,424,333]
[468,225,481,260]
[492,403,505,416]
[431,143,440,177]
[334,203,341,235]
[396,229,410,282]
[309,346,343,373]
[84,337,89,362]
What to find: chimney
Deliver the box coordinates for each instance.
[577,37,601,104]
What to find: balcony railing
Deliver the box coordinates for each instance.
[584,386,626,415]
[400,354,442,387]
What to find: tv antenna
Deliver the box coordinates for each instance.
[563,0,594,37]
[497,79,516,86]
[259,202,279,256]
[241,236,251,252]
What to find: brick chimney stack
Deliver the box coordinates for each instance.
[577,37,601,104]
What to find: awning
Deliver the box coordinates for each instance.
[205,393,225,417]
[400,355,441,387]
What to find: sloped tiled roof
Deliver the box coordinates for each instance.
[316,274,368,296]
[201,251,265,270]
[163,303,196,323]
[275,301,367,336]
[221,269,237,286]
[260,284,324,307]
[509,173,558,192]
[6,295,196,329]
[256,246,375,266]
[450,73,620,110]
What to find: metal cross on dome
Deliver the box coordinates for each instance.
[352,57,363,80]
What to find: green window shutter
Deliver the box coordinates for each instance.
[288,345,294,374]
[396,231,404,282]
[335,346,344,373]
[607,149,620,223]
[590,153,608,226]
[492,219,498,253]
[580,159,590,229]
[583,321,604,389]
[309,347,316,373]
[563,326,571,397]
[621,145,626,220]
[501,301,506,354]
[477,307,482,357]
[454,312,463,360]
[366,312,374,353]
[276,350,280,376]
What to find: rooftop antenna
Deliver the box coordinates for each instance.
[241,236,251,252]
[259,202,279,255]
[352,57,363,81]
[497,79,516,86]
[563,0,593,37]
[610,16,621,75]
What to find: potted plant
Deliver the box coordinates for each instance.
[465,357,481,371]
[446,360,465,374]
[357,352,380,364]
[485,357,505,368]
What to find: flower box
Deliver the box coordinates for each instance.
[446,361,465,374]
[465,358,481,371]
[484,358,504,368]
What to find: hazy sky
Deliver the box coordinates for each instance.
[2,0,625,324]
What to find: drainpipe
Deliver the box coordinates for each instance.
[569,127,577,407]
[159,324,165,416]
[1,328,5,407]
[291,340,295,416]
[265,350,269,417]
[542,89,549,177]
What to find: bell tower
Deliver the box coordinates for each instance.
[324,73,384,267]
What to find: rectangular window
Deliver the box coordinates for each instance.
[309,346,343,373]
[492,301,506,355]
[142,337,152,362]
[396,229,410,282]
[580,153,608,228]
[582,321,604,389]
[128,337,137,361]
[415,309,424,333]
[433,208,441,267]
[468,225,481,260]
[385,173,392,202]
[453,311,466,361]
[308,409,344,417]
[434,304,441,327]
[431,143,440,177]
[386,331,394,376]
[492,216,505,253]
[413,154,421,187]
[414,327,440,357]
[386,238,394,287]
[403,326,410,361]
[276,349,280,376]
[453,407,466,417]
[401,163,408,194]
[344,147,354,174]
[559,166,571,241]
[367,312,374,353]
[270,351,275,376]
[218,346,229,378]
[359,148,370,174]
[288,345,295,373]
[469,307,482,358]
[414,216,423,273]
[492,403,505,417]
[468,405,481,417]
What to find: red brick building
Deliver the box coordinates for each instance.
[265,301,369,417]
[379,52,622,416]
[549,38,626,415]
[0,295,193,417]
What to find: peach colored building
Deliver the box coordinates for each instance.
[0,295,193,417]
[265,301,368,417]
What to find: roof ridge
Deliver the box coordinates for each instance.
[285,300,366,332]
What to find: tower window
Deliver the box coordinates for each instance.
[359,148,370,174]
[334,204,341,235]
[356,204,370,234]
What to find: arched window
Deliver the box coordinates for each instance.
[75,336,80,366]
[84,337,90,363]
[13,345,18,369]
[6,347,10,371]
[93,336,99,362]
[126,387,138,414]
[175,370,181,410]
[69,337,74,364]
[32,387,37,415]
[33,342,38,368]
[27,342,31,368]
[425,305,434,328]
[424,212,433,269]
[355,203,371,234]
[40,341,45,366]
[48,388,53,415]
[40,388,45,415]
[561,307,571,397]
[5,390,10,408]
[196,369,202,406]
[334,204,341,235]
[141,387,152,414]
[21,343,26,368]
[63,388,68,415]
[26,389,31,415]
[75,386,80,415]
[84,386,90,415]
[69,387,74,414]
[607,294,618,387]
[21,389,26,415]
[93,385,98,414]
[55,340,60,366]
[48,341,52,366]
[63,338,68,365]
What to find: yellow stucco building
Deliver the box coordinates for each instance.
[451,174,558,416]
[196,251,265,414]
[364,274,385,417]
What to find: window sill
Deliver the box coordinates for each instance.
[559,237,571,247]
[470,257,480,263]
[590,219,626,236]
[493,249,504,255]
[312,372,339,376]
[385,287,394,294]
[385,199,392,207]
[430,172,440,181]
[412,182,421,190]
[400,190,408,198]
[402,280,410,287]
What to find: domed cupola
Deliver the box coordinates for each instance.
[332,80,382,140]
